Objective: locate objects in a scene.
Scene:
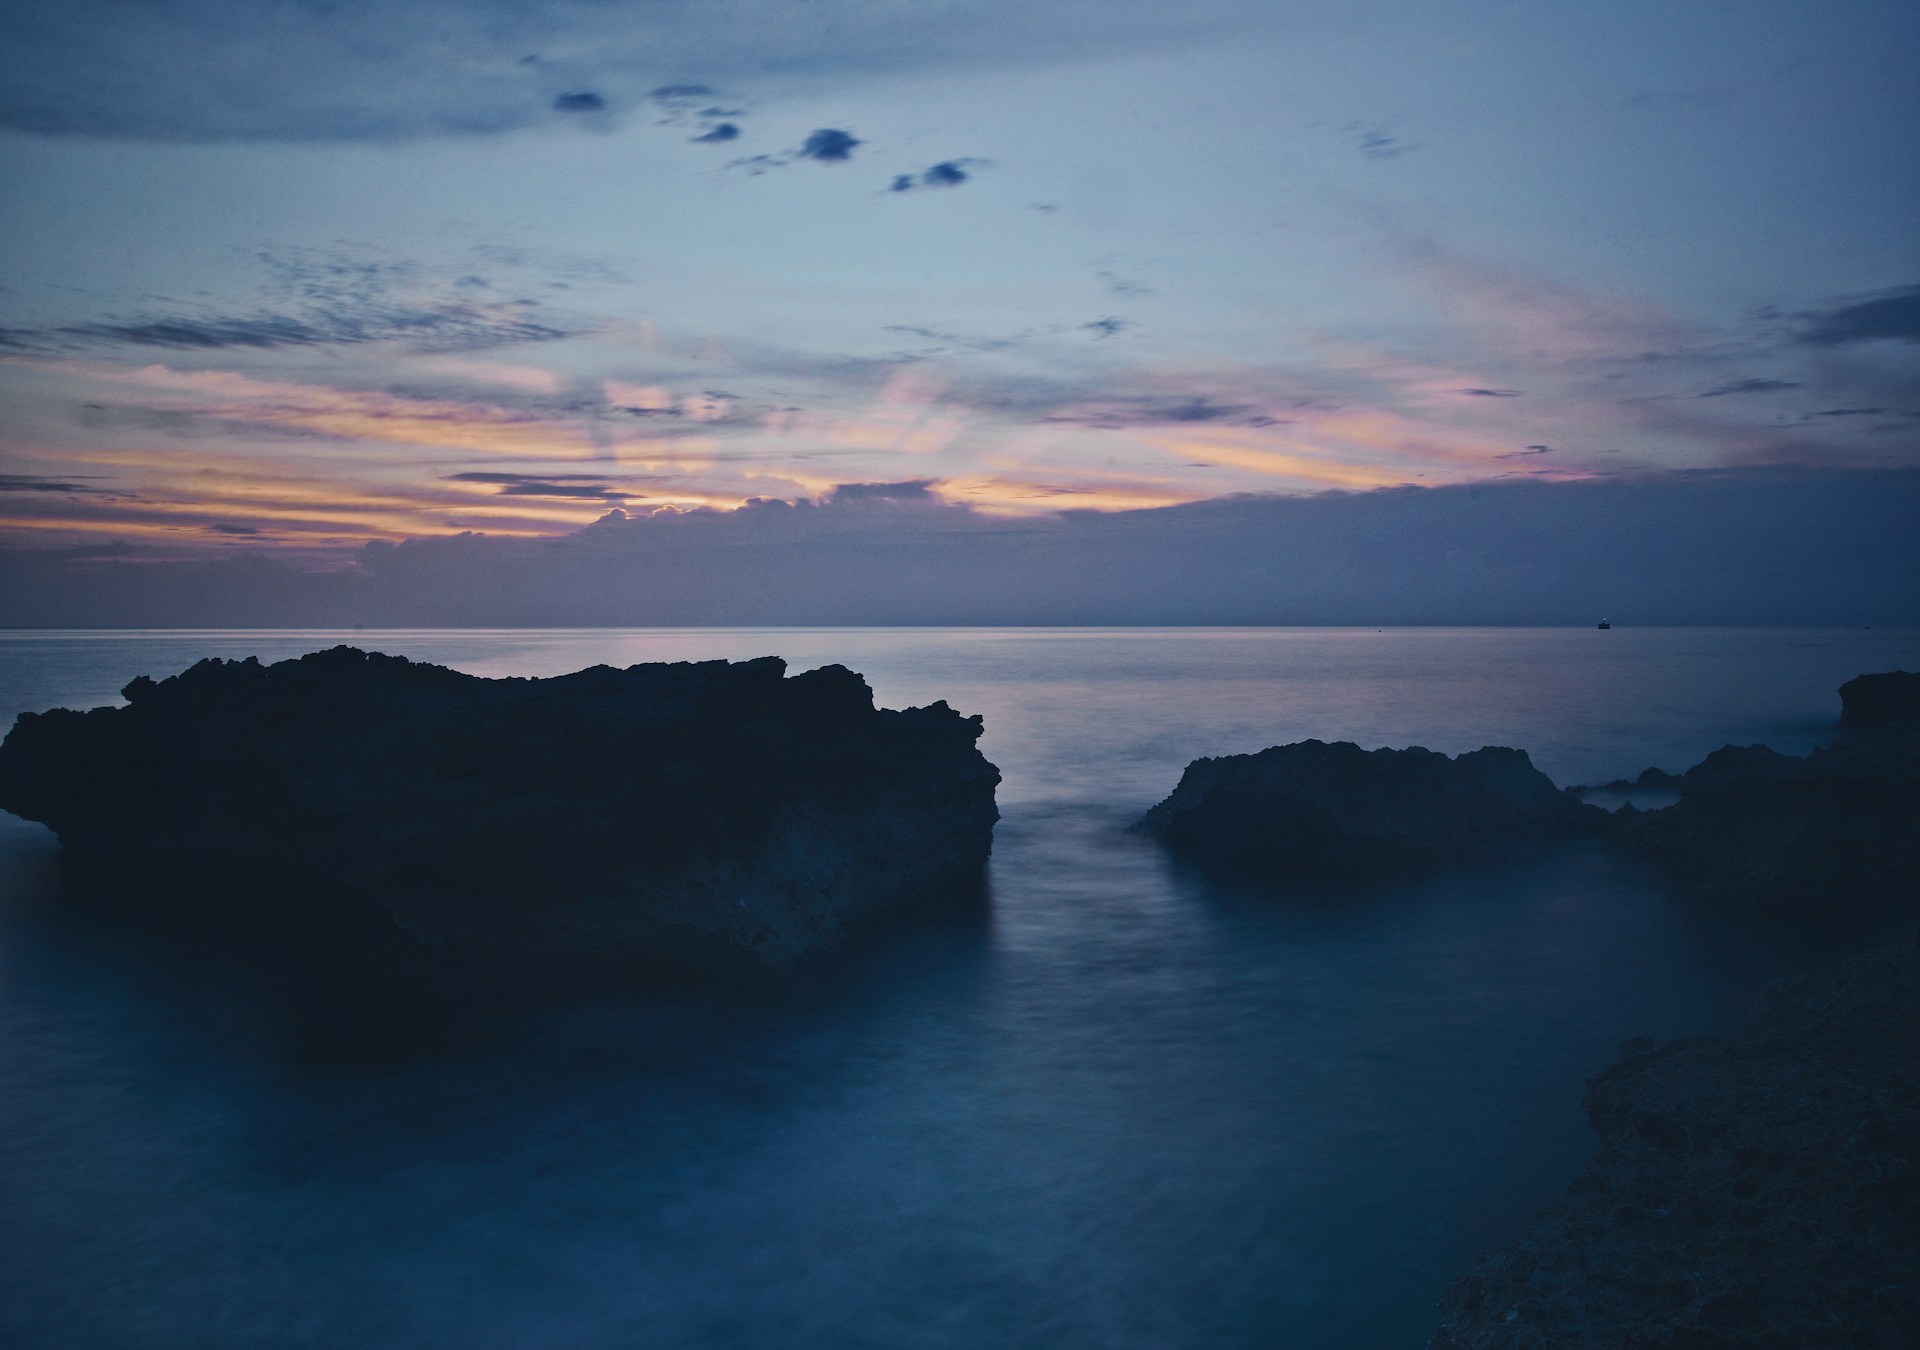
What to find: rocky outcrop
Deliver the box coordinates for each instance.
[1132,740,1603,875]
[0,647,1000,977]
[1431,932,1920,1349]
[1134,672,1919,911]
[1610,700,1920,916]
[1840,669,1920,730]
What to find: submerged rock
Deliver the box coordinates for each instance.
[1431,932,1920,1349]
[0,647,1000,977]
[1132,739,1602,875]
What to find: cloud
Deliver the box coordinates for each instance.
[798,128,860,162]
[1461,388,1522,397]
[649,85,745,142]
[727,127,862,175]
[1816,407,1887,417]
[1699,378,1803,397]
[10,307,571,354]
[888,159,986,191]
[447,471,643,501]
[1097,270,1153,298]
[822,479,941,503]
[1495,445,1553,460]
[0,473,111,494]
[1798,285,1920,346]
[0,1,1247,142]
[1048,397,1253,428]
[0,244,585,354]
[7,469,1915,628]
[1356,126,1412,158]
[1085,318,1128,339]
[551,92,605,113]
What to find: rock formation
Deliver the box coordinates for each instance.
[1136,671,1919,913]
[1132,740,1602,875]
[1609,672,1920,913]
[1431,932,1920,1349]
[0,647,1000,977]
[1839,669,1920,730]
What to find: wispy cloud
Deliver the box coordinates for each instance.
[1699,377,1803,397]
[1798,284,1920,346]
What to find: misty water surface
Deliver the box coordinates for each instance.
[1,627,1914,1349]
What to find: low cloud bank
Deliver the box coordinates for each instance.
[2,469,1915,627]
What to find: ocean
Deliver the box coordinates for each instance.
[1,627,1914,1349]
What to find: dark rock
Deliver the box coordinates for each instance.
[1841,670,1920,729]
[0,647,1000,978]
[1431,933,1920,1349]
[1132,739,1603,876]
[1575,765,1686,796]
[1612,706,1920,916]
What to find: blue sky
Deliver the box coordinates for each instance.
[0,0,1915,554]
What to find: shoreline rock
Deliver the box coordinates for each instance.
[1604,671,1919,913]
[1136,670,1919,915]
[1132,739,1603,876]
[0,647,1001,980]
[1431,931,1920,1348]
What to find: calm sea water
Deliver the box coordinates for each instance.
[2,627,1914,1350]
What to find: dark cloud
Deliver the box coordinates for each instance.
[888,158,986,191]
[1461,388,1522,397]
[1495,445,1553,459]
[881,324,1028,356]
[799,128,860,162]
[0,473,110,494]
[1085,317,1128,339]
[1817,407,1887,417]
[1042,396,1270,430]
[205,523,262,535]
[1798,285,1920,345]
[0,2,1240,142]
[824,479,941,503]
[10,469,1914,627]
[21,307,570,354]
[446,472,643,502]
[726,128,861,175]
[1344,122,1415,159]
[551,92,605,113]
[1699,378,1803,397]
[650,85,743,141]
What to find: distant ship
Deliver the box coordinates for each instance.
[1597,618,1611,630]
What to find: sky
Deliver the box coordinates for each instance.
[0,1,1916,619]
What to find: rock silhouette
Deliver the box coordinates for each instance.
[0,647,1000,980]
[1132,740,1601,875]
[1839,668,1920,729]
[1609,670,1920,913]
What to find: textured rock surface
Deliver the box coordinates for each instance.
[0,647,1000,975]
[1431,933,1920,1349]
[1133,739,1602,875]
